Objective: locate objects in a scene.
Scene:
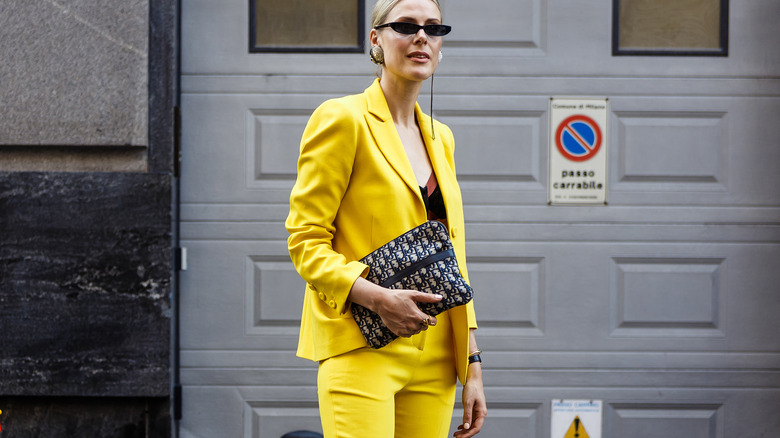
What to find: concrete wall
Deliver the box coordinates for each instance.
[0,0,150,171]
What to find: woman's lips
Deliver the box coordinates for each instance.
[408,51,431,62]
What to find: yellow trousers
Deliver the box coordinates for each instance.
[317,311,457,438]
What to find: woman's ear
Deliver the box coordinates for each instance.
[369,28,380,47]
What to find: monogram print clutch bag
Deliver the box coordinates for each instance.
[351,220,474,348]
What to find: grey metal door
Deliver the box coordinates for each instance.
[180,0,780,436]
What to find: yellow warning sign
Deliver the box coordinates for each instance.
[552,400,602,438]
[563,416,590,438]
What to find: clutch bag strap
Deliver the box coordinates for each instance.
[379,248,456,288]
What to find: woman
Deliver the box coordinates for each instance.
[286,0,486,436]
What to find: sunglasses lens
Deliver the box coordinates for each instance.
[390,22,421,34]
[425,25,451,36]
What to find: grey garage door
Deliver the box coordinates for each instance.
[179,0,780,436]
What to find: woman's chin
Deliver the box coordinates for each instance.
[405,67,436,82]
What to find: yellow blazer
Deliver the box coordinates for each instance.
[286,79,477,384]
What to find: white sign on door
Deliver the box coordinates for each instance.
[548,98,608,205]
[551,399,602,438]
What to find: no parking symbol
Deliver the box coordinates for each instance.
[549,98,608,205]
[556,115,602,162]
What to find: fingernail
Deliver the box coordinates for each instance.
[464,423,470,430]
[434,294,442,299]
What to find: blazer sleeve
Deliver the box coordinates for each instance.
[286,99,369,315]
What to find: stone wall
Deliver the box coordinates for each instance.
[0,172,173,436]
[0,397,170,438]
[0,172,171,397]
[0,0,176,435]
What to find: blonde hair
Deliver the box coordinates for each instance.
[371,0,442,28]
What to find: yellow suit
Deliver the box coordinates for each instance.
[286,79,477,385]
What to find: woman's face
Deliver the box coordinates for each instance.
[370,0,443,84]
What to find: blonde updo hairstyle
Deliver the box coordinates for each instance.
[371,0,443,29]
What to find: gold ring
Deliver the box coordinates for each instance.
[422,316,430,327]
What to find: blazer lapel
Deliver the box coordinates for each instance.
[417,104,457,220]
[364,80,421,196]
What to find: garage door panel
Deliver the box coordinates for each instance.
[469,257,545,332]
[247,257,306,329]
[448,405,543,438]
[180,240,299,350]
[245,404,322,438]
[445,0,542,52]
[179,387,246,438]
[610,257,724,337]
[467,242,780,352]
[181,94,321,204]
[609,98,780,205]
[180,387,321,438]
[438,111,545,183]
[614,112,727,184]
[248,111,312,183]
[607,403,723,438]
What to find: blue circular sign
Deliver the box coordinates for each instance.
[555,115,602,162]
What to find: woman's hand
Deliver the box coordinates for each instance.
[454,363,487,437]
[349,277,441,337]
[375,289,442,337]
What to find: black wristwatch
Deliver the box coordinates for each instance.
[468,351,482,365]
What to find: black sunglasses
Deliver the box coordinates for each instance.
[374,22,452,37]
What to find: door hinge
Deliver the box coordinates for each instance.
[173,383,182,420]
[175,247,188,271]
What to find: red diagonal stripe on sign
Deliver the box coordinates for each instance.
[565,122,594,153]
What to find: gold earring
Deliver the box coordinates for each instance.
[370,46,385,65]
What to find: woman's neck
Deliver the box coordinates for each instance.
[379,76,424,129]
